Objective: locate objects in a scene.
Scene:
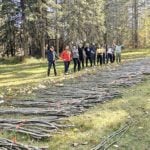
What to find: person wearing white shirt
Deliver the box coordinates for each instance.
[107,46,113,63]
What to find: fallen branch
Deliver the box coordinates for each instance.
[0,138,42,150]
[91,121,133,150]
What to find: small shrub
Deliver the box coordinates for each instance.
[0,57,23,64]
[22,57,46,64]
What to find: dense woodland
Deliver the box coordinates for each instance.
[0,0,150,58]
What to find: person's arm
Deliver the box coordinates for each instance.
[83,49,86,58]
[55,52,59,60]
[70,51,73,61]
[71,49,73,58]
[96,49,98,54]
[60,51,64,60]
[46,50,49,61]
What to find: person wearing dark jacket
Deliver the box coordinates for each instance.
[112,44,115,63]
[90,43,96,66]
[84,43,92,67]
[47,46,57,76]
[78,44,85,69]
[103,44,107,64]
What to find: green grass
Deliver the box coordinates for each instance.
[48,76,150,150]
[0,48,149,98]
[122,48,150,59]
[0,49,150,149]
[0,58,65,98]
[0,76,149,149]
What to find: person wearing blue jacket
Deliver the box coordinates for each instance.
[90,43,96,66]
[47,46,57,76]
[84,43,92,67]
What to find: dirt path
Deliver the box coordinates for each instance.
[0,57,150,149]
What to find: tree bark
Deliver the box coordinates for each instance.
[55,0,59,55]
[133,0,139,48]
[20,0,28,57]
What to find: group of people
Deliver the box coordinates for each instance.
[46,43,123,76]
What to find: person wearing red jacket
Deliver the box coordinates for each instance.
[60,46,72,74]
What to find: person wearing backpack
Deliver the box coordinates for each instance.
[47,46,57,76]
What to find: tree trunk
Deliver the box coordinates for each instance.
[133,0,139,48]
[55,0,59,55]
[20,0,28,57]
[41,33,45,58]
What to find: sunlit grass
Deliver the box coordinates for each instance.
[122,48,150,59]
[47,77,150,150]
[48,108,128,149]
[0,49,150,149]
[123,51,148,56]
[0,60,64,90]
[0,48,149,97]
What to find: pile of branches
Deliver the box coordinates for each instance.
[0,119,74,139]
[0,138,42,150]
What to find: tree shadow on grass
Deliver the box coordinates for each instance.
[0,62,63,74]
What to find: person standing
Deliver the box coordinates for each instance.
[71,45,80,72]
[47,46,57,76]
[78,44,85,69]
[85,43,92,67]
[60,46,72,74]
[112,44,116,63]
[107,46,113,63]
[115,43,122,63]
[96,45,104,66]
[103,44,107,64]
[90,43,96,66]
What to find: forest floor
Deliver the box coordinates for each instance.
[0,48,150,150]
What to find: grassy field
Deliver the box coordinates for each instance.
[0,48,150,98]
[0,49,149,149]
[122,48,150,59]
